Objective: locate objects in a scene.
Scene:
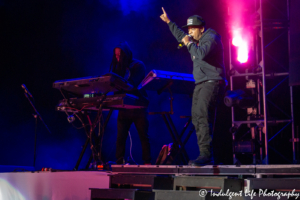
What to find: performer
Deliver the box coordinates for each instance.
[110,41,151,165]
[160,8,226,165]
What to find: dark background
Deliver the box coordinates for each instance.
[0,0,299,170]
[290,0,300,86]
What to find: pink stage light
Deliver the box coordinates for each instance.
[232,29,249,63]
[232,30,242,46]
[228,0,251,64]
[237,40,248,63]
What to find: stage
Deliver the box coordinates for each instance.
[1,164,300,200]
[0,169,110,200]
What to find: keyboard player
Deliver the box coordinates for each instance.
[109,41,151,165]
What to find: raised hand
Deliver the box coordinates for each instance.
[160,7,170,23]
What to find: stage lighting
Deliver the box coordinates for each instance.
[237,41,248,63]
[224,89,257,109]
[232,30,249,63]
[230,41,253,74]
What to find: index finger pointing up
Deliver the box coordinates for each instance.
[162,7,166,14]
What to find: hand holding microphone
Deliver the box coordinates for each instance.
[178,35,193,49]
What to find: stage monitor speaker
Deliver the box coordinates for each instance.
[289,0,300,86]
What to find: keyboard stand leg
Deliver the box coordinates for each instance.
[73,109,114,171]
[160,113,189,165]
[74,124,90,171]
[166,114,190,163]
[85,109,114,169]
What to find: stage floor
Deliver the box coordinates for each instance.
[0,170,110,200]
[111,164,300,176]
[1,164,300,200]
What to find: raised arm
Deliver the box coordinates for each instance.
[160,7,170,24]
[160,7,187,42]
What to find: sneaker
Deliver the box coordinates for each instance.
[188,155,212,166]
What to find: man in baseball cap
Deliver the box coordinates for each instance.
[182,15,206,28]
[160,7,227,166]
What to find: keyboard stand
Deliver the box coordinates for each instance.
[149,85,193,165]
[73,109,113,171]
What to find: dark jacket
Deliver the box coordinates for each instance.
[111,41,148,99]
[168,22,226,84]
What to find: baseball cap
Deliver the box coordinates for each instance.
[182,15,206,28]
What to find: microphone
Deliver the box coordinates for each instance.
[21,84,33,98]
[178,35,192,49]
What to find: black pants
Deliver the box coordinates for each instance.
[191,81,225,157]
[115,109,151,164]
